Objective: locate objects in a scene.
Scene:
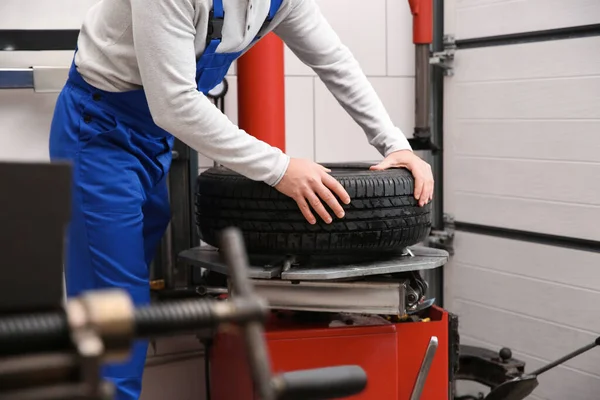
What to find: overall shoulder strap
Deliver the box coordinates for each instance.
[267,0,284,20]
[213,0,224,18]
[206,0,225,45]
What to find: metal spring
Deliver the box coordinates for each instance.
[0,301,221,355]
[0,312,70,356]
[134,300,216,337]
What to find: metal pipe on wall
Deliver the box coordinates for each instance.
[424,0,446,307]
[414,45,431,132]
[237,33,286,151]
[409,0,433,141]
[408,0,445,307]
[431,0,444,233]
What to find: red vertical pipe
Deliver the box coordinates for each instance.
[408,0,433,44]
[237,33,286,152]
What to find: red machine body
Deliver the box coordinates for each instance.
[209,306,450,400]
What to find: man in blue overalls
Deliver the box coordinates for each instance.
[49,0,435,398]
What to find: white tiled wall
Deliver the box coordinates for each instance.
[314,77,414,162]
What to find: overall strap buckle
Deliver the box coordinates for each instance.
[206,0,225,45]
[206,9,224,45]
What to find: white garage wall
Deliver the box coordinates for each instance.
[445,36,600,239]
[444,1,600,399]
[0,1,415,398]
[450,0,600,40]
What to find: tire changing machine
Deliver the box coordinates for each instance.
[187,1,456,398]
[179,245,457,400]
[164,0,458,398]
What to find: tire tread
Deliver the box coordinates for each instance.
[195,164,431,254]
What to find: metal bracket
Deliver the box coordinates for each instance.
[0,67,68,92]
[427,213,455,255]
[407,136,441,154]
[430,34,456,76]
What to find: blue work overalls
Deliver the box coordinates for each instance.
[48,0,282,398]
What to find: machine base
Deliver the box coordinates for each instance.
[209,306,451,400]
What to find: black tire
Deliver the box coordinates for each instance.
[195,163,431,255]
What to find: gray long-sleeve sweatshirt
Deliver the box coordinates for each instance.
[75,0,412,186]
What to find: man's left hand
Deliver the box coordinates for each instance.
[370,150,434,207]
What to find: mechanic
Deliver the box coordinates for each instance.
[48,0,434,398]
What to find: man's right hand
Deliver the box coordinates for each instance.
[274,158,351,225]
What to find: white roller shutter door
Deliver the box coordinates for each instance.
[443,1,600,398]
